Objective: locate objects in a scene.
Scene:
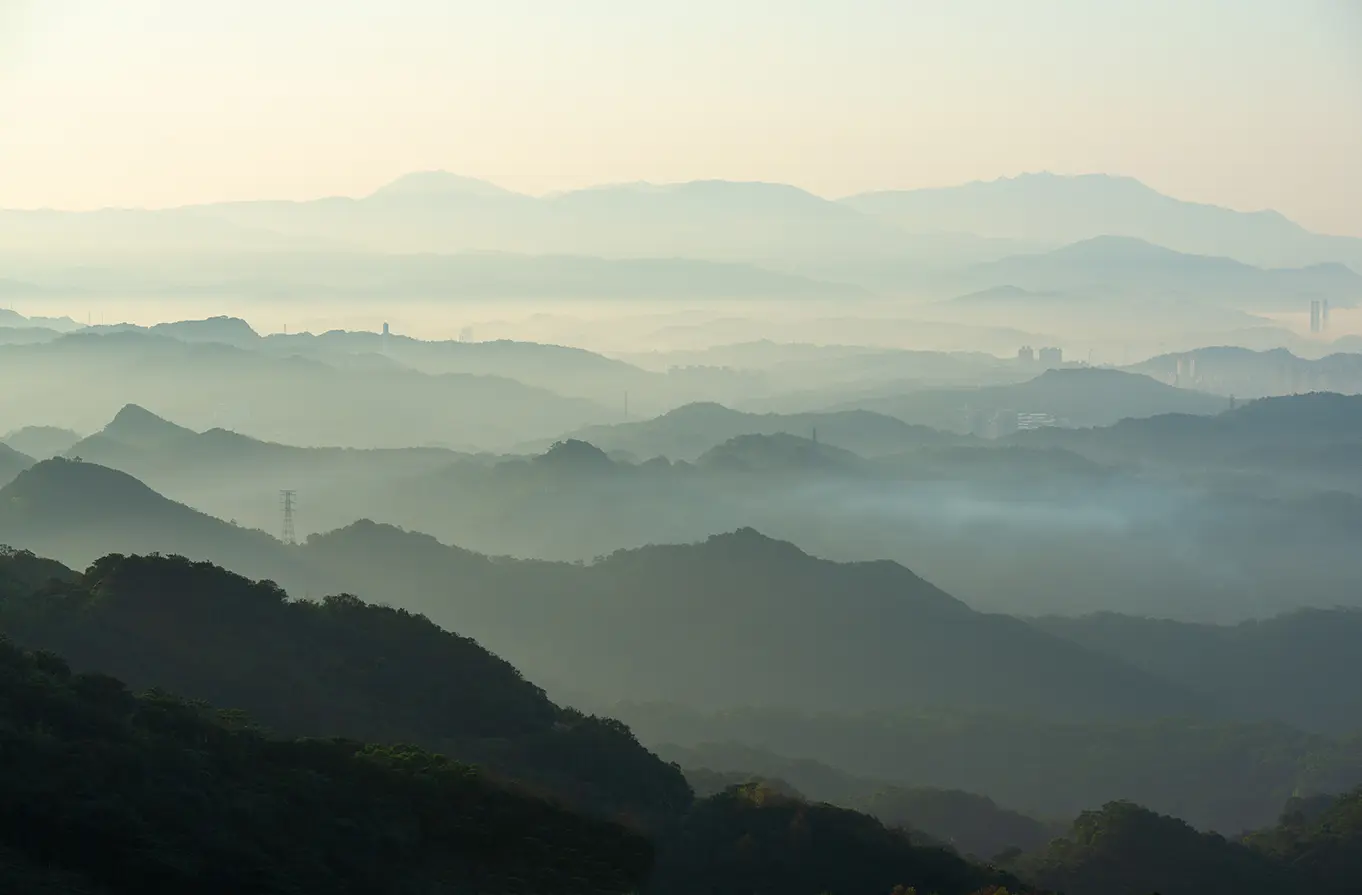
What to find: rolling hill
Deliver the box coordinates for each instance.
[554,402,965,461]
[1013,391,1362,474]
[1033,608,1362,734]
[843,172,1362,272]
[301,522,1210,721]
[0,635,655,895]
[0,442,33,488]
[0,457,299,581]
[1,424,82,459]
[842,367,1227,431]
[60,403,464,535]
[0,330,610,450]
[962,236,1361,311]
[0,547,692,825]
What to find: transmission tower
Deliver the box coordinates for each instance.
[279,490,298,545]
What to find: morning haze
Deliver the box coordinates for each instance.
[1,3,1361,894]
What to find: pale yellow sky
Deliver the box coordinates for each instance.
[1,0,1360,235]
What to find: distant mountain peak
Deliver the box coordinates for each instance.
[535,439,614,470]
[659,402,746,422]
[1048,234,1195,260]
[369,171,522,200]
[102,404,195,440]
[1,457,163,507]
[150,316,260,342]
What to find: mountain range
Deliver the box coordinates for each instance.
[959,236,1361,311]
[844,171,1362,271]
[3,171,1360,304]
[552,402,965,461]
[0,457,1209,723]
[0,329,612,449]
[837,367,1228,430]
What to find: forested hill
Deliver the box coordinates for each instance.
[1015,789,1362,895]
[0,549,691,827]
[0,458,1212,722]
[305,522,1210,720]
[0,547,1047,895]
[649,783,1027,895]
[0,442,32,488]
[0,457,302,582]
[0,636,653,894]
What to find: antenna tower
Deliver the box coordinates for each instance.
[279,490,298,545]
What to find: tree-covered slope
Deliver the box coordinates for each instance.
[304,523,1209,721]
[651,784,1029,895]
[0,637,652,894]
[1016,800,1294,895]
[0,549,691,827]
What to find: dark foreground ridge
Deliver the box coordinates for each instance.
[0,635,652,894]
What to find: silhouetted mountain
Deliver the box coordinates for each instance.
[696,433,867,475]
[261,329,667,406]
[1016,800,1298,895]
[88,315,262,347]
[1245,788,1362,894]
[0,458,297,579]
[651,783,1025,895]
[0,443,32,488]
[1033,608,1362,734]
[302,523,1209,720]
[1128,347,1362,398]
[371,170,523,200]
[933,278,1270,336]
[0,174,1031,294]
[665,742,1057,859]
[1,424,82,459]
[846,367,1224,430]
[843,172,1362,271]
[558,402,963,461]
[964,236,1360,311]
[0,324,62,345]
[0,548,691,826]
[5,462,1209,726]
[0,330,610,449]
[0,306,83,331]
[75,317,663,407]
[942,285,1076,306]
[0,635,653,894]
[620,702,1362,836]
[11,249,869,302]
[62,404,464,535]
[1015,392,1362,473]
[534,439,619,474]
[1013,790,1362,895]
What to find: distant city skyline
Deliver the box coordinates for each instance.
[1,0,1359,236]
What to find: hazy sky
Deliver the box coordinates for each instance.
[1,0,1360,235]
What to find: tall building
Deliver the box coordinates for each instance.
[1017,345,1035,363]
[1310,300,1322,334]
[1175,356,1197,387]
[1038,347,1062,367]
[1016,412,1057,431]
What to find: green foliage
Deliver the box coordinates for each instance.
[675,744,1058,860]
[1015,793,1362,895]
[1244,788,1362,893]
[0,550,691,826]
[649,784,1030,895]
[0,636,652,894]
[630,704,1362,834]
